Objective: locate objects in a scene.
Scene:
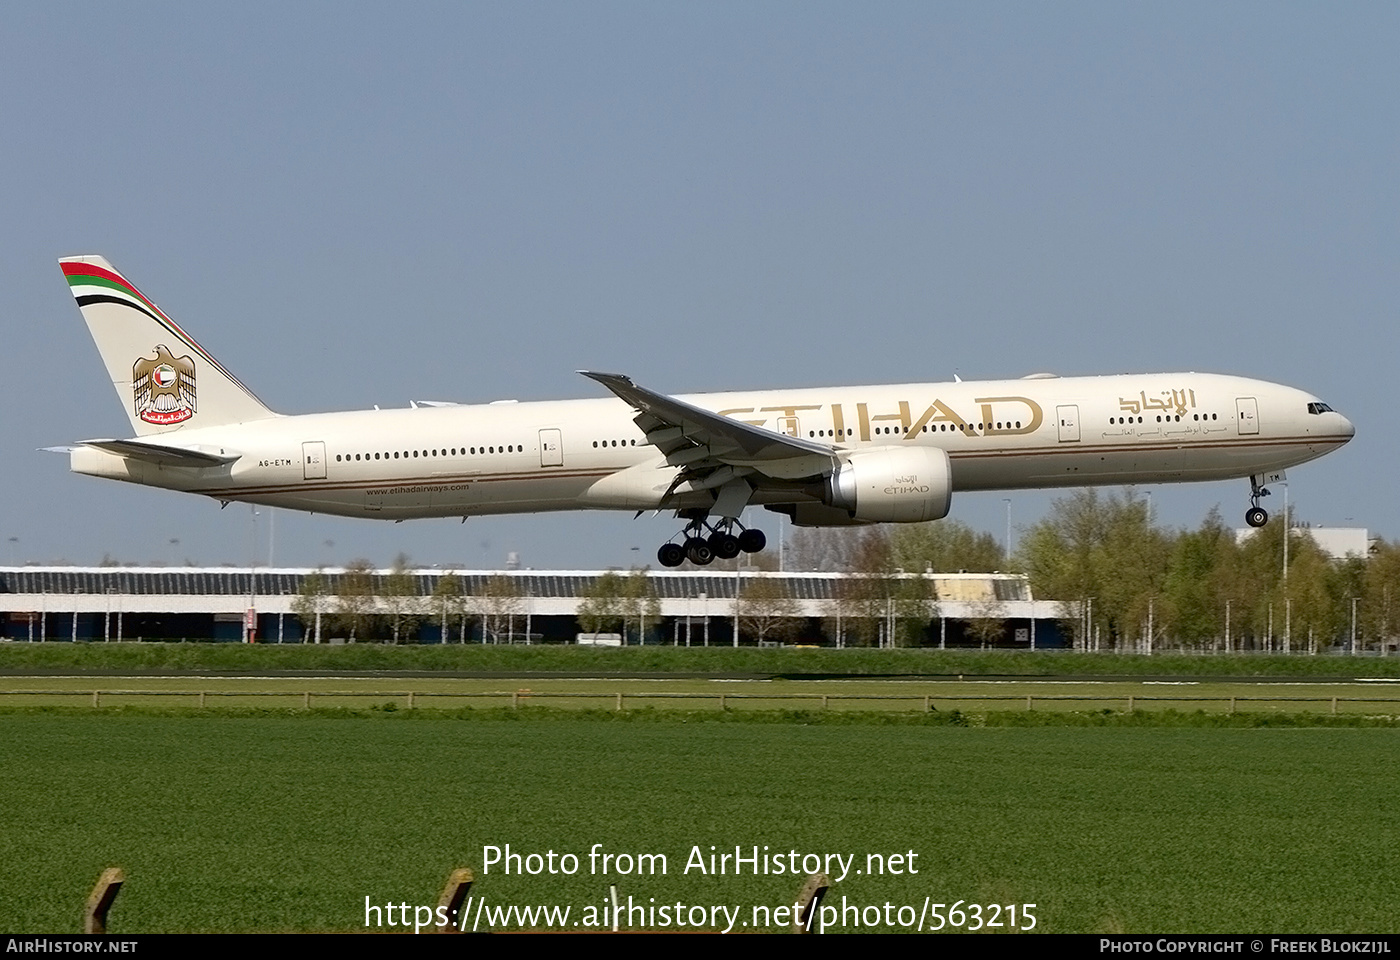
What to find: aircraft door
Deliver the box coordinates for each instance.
[776,416,801,438]
[302,441,327,480]
[539,428,563,467]
[1236,397,1259,435]
[1056,405,1080,442]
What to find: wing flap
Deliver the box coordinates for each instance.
[580,371,838,506]
[580,371,835,466]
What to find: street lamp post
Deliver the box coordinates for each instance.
[1002,499,1012,562]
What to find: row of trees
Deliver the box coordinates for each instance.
[1018,490,1385,653]
[289,493,1399,651]
[292,556,529,644]
[789,491,1398,653]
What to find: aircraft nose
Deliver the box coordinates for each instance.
[1337,412,1356,441]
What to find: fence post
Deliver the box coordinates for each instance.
[84,867,124,934]
[435,867,474,933]
[792,872,830,934]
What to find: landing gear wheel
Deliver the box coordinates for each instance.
[709,532,741,560]
[658,542,685,567]
[737,529,767,554]
[684,537,715,566]
[1245,507,1269,528]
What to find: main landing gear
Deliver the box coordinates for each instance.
[1246,476,1270,528]
[657,518,766,567]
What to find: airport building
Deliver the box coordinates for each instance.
[0,565,1064,648]
[1233,526,1374,560]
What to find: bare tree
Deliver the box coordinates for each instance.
[963,597,1006,650]
[431,570,469,643]
[577,571,626,637]
[622,569,661,645]
[382,553,424,644]
[478,574,524,644]
[291,569,329,644]
[788,526,867,572]
[737,576,801,645]
[333,559,377,642]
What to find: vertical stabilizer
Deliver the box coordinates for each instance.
[59,256,277,436]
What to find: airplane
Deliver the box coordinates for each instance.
[57,255,1355,567]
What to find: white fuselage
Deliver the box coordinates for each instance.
[71,372,1353,521]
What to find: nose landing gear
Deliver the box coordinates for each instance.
[657,519,767,567]
[1246,475,1271,527]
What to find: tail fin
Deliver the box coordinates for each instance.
[59,256,277,436]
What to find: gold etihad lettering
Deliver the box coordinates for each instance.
[972,396,1044,436]
[719,396,1045,440]
[1117,387,1197,418]
[717,407,767,427]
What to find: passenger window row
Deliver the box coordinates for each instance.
[806,421,1025,439]
[335,444,522,464]
[1109,414,1221,425]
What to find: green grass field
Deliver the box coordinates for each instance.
[2,712,1397,933]
[3,674,1400,716]
[4,641,1400,678]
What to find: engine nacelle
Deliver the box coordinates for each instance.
[768,502,876,527]
[825,446,953,523]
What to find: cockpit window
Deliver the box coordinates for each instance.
[1307,402,1334,415]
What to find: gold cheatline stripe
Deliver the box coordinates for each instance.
[947,434,1342,461]
[193,469,614,498]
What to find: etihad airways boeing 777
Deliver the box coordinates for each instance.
[57,255,1354,567]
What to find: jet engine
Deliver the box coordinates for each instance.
[821,446,953,523]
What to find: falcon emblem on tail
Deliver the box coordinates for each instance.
[132,344,196,425]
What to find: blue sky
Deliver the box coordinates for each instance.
[2,3,1395,570]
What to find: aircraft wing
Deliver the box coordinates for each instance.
[579,372,836,489]
[77,438,242,467]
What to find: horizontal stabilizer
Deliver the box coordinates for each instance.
[78,438,241,467]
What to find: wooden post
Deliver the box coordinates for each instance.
[84,867,124,934]
[408,691,415,710]
[435,867,473,933]
[616,692,623,711]
[1026,695,1033,711]
[92,691,99,709]
[792,872,830,934]
[304,691,311,709]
